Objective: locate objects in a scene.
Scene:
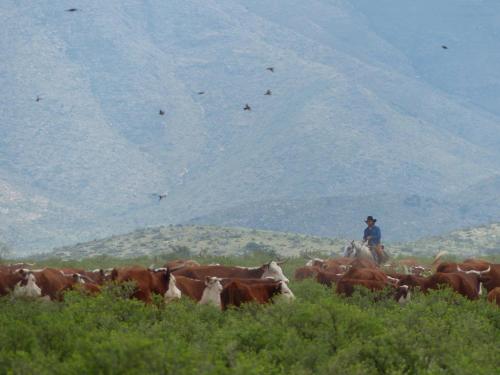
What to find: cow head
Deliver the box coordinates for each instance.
[278,281,295,301]
[13,270,42,298]
[395,285,411,304]
[199,277,223,308]
[261,261,289,283]
[163,270,182,302]
[457,265,490,295]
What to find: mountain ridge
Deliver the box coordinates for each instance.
[2,1,500,253]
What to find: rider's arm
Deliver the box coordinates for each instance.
[372,227,381,244]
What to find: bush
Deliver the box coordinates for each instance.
[0,256,499,374]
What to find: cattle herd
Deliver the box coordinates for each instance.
[298,255,500,305]
[1,256,499,309]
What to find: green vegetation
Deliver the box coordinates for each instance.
[1,254,500,374]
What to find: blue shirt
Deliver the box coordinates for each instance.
[364,225,381,246]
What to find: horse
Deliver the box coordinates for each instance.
[343,240,388,265]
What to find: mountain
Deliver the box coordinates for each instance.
[1,1,500,254]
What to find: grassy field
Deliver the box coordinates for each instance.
[1,254,500,374]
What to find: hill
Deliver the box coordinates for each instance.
[33,223,500,261]
[392,222,500,257]
[40,225,345,261]
[2,1,500,253]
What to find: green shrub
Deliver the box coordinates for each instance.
[0,256,499,374]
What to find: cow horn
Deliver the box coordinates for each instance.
[456,265,465,273]
[479,266,491,275]
[148,264,155,271]
[153,267,168,272]
[276,259,287,265]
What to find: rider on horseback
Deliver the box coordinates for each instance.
[363,216,384,264]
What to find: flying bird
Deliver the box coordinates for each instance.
[197,91,205,95]
[243,104,251,111]
[65,8,79,12]
[266,67,274,72]
[264,90,272,96]
[158,194,167,201]
[35,95,42,102]
[159,109,165,115]
[441,45,448,50]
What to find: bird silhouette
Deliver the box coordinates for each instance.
[441,45,448,50]
[158,194,167,201]
[35,95,42,102]
[264,90,272,96]
[66,8,79,12]
[243,104,251,111]
[159,109,165,115]
[266,67,274,72]
[197,91,205,95]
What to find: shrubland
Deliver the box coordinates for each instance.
[1,254,499,374]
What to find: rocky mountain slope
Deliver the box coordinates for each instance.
[2,1,500,253]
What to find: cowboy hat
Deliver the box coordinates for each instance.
[365,216,377,223]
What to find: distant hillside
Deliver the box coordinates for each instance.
[39,225,346,261]
[187,192,500,242]
[392,223,500,257]
[2,1,500,253]
[35,223,500,261]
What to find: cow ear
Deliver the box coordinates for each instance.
[205,276,211,286]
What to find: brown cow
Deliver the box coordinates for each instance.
[436,260,490,274]
[341,267,391,283]
[220,278,295,301]
[336,278,410,303]
[478,264,500,292]
[487,287,500,306]
[221,279,287,310]
[294,266,320,281]
[0,268,25,296]
[174,276,223,307]
[173,261,289,282]
[63,273,101,296]
[164,259,200,270]
[111,266,180,304]
[315,270,343,287]
[396,271,481,300]
[14,268,73,300]
[59,268,108,285]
